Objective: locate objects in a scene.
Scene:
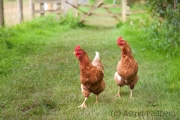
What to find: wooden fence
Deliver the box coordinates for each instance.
[0,0,31,26]
[66,0,145,25]
[31,0,61,17]
[0,0,146,27]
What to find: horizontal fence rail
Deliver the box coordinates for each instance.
[0,0,146,26]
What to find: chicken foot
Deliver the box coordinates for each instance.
[115,87,121,97]
[77,97,87,109]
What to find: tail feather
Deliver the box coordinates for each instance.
[94,51,100,61]
[92,51,104,70]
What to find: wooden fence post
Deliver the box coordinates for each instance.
[0,0,4,26]
[121,0,127,22]
[40,3,45,16]
[17,0,23,23]
[30,0,35,18]
[74,0,78,17]
[57,1,61,16]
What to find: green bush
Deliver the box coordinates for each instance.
[145,0,180,56]
[146,0,180,47]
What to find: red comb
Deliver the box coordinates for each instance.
[75,45,81,51]
[118,36,123,41]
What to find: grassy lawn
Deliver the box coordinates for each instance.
[0,15,180,119]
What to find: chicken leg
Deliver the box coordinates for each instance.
[130,89,133,98]
[115,87,121,97]
[95,95,98,104]
[77,97,87,109]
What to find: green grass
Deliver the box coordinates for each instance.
[0,15,73,75]
[0,14,180,120]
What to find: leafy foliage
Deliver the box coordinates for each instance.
[146,0,180,47]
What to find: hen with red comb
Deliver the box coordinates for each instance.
[114,37,138,98]
[74,46,105,109]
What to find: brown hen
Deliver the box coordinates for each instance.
[74,46,105,108]
[114,37,138,98]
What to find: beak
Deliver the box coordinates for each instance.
[73,51,76,54]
